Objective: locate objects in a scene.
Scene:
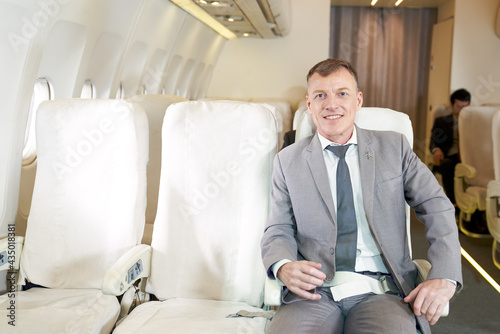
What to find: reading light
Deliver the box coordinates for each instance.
[395,0,404,6]
[371,0,378,5]
[170,0,237,39]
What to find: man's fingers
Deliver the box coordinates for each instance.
[277,261,326,301]
[406,279,455,324]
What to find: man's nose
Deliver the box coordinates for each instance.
[324,95,339,110]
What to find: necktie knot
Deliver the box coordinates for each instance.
[327,144,351,159]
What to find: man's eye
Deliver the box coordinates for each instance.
[339,92,347,97]
[316,93,325,99]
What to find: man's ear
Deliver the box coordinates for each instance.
[356,91,363,110]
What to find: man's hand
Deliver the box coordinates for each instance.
[432,148,445,166]
[277,261,326,300]
[404,278,456,325]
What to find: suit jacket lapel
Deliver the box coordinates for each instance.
[306,134,336,223]
[356,126,376,223]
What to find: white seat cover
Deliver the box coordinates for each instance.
[20,99,148,289]
[459,106,497,188]
[0,99,148,333]
[355,107,414,147]
[0,288,119,334]
[114,299,268,333]
[115,100,278,333]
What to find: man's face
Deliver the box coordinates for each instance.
[451,99,470,117]
[306,68,363,144]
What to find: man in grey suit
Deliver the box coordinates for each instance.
[261,58,462,334]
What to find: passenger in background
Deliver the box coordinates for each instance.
[261,58,462,334]
[430,89,471,205]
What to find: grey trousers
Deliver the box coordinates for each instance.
[267,288,416,334]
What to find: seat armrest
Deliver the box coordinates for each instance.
[454,163,478,214]
[264,276,283,306]
[454,163,476,179]
[102,244,151,296]
[413,259,449,317]
[0,236,24,272]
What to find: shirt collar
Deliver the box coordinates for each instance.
[318,126,358,150]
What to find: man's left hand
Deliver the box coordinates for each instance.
[403,278,456,325]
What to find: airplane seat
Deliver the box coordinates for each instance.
[265,107,450,318]
[0,98,149,333]
[455,106,499,238]
[113,100,278,333]
[486,110,500,269]
[292,100,307,130]
[253,100,292,148]
[126,94,187,245]
[294,106,316,141]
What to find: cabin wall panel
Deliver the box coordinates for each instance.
[37,20,87,99]
[450,0,500,105]
[0,1,57,241]
[127,0,187,96]
[168,16,226,99]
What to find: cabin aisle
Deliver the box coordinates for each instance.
[410,212,500,333]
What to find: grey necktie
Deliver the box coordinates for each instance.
[327,144,357,271]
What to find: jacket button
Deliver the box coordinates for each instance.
[329,248,334,255]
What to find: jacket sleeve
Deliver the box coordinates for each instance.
[401,135,463,291]
[261,153,299,277]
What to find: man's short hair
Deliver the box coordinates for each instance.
[307,58,360,91]
[450,89,471,104]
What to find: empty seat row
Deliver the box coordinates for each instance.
[454,106,500,239]
[0,98,279,333]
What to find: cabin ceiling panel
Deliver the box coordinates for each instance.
[170,0,291,38]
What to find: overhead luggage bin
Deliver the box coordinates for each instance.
[170,0,292,38]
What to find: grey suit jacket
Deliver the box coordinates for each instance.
[261,126,463,333]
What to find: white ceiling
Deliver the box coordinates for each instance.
[331,0,449,8]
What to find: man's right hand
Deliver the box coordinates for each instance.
[432,148,445,166]
[277,261,326,300]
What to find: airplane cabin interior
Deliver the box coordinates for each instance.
[1,0,500,333]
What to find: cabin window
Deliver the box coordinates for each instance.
[22,78,53,164]
[81,79,96,98]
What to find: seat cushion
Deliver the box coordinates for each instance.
[0,288,119,333]
[113,298,269,333]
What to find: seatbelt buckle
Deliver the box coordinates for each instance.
[380,275,389,292]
